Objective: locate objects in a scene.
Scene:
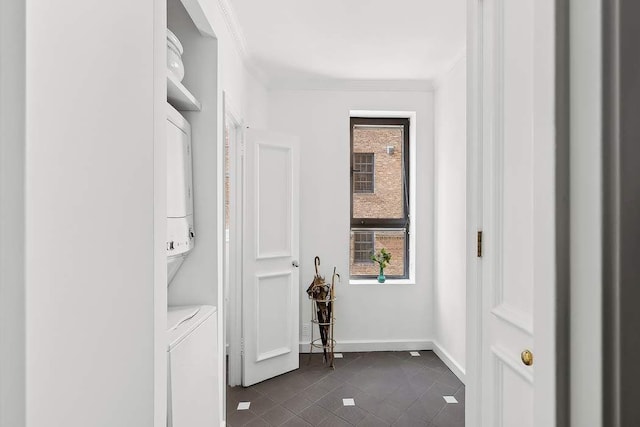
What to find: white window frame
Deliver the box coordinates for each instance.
[349,110,417,285]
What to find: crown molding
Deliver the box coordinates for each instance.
[268,77,435,92]
[432,49,467,90]
[215,0,459,92]
[216,0,249,59]
[216,0,269,85]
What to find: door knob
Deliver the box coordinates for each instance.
[521,350,534,366]
[292,260,299,268]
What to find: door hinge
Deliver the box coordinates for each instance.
[477,230,483,258]
[240,338,245,356]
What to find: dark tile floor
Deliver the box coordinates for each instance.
[227,351,465,426]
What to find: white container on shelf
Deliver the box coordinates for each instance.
[167,29,185,82]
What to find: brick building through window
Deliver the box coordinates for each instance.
[350,117,410,279]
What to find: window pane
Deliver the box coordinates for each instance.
[350,229,406,277]
[353,153,374,193]
[352,126,405,219]
[353,231,374,263]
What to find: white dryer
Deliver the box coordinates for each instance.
[167,305,218,427]
[166,104,195,284]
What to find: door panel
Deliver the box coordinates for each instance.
[242,129,300,386]
[257,144,292,258]
[499,357,533,427]
[477,0,555,425]
[500,0,534,321]
[256,272,293,361]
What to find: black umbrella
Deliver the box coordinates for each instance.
[306,257,330,363]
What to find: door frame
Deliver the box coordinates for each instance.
[222,92,245,387]
[465,0,570,425]
[602,1,640,424]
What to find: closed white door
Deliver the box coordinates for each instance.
[242,129,300,386]
[471,0,557,425]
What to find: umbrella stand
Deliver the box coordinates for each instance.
[327,267,339,368]
[306,257,328,363]
[310,296,334,366]
[306,257,338,368]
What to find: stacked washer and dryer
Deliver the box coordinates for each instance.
[166,70,218,425]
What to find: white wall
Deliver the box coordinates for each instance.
[220,40,268,129]
[208,1,269,129]
[1,1,269,426]
[433,57,467,373]
[268,88,434,350]
[0,0,26,425]
[20,0,162,425]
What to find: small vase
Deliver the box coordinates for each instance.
[377,266,386,283]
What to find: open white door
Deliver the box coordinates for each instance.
[468,0,559,426]
[242,129,300,386]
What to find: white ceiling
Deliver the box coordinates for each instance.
[228,0,466,88]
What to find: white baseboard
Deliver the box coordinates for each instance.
[298,339,466,385]
[431,341,466,384]
[300,339,433,354]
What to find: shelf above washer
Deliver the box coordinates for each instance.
[167,74,201,111]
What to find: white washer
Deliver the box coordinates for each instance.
[167,305,218,427]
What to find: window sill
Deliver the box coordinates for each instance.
[349,279,416,286]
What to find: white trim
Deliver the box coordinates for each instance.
[300,339,432,354]
[215,0,268,85]
[216,0,249,60]
[432,50,468,90]
[269,79,435,92]
[432,341,467,384]
[350,110,418,119]
[490,304,533,335]
[213,0,439,92]
[348,110,417,285]
[180,0,216,37]
[465,1,483,426]
[254,143,293,259]
[349,279,415,286]
[215,27,226,427]
[223,92,245,388]
[255,271,293,362]
[256,347,291,363]
[213,0,448,92]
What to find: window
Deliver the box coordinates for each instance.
[353,153,374,193]
[353,231,374,263]
[350,117,410,280]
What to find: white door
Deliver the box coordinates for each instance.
[242,129,300,386]
[469,0,557,425]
